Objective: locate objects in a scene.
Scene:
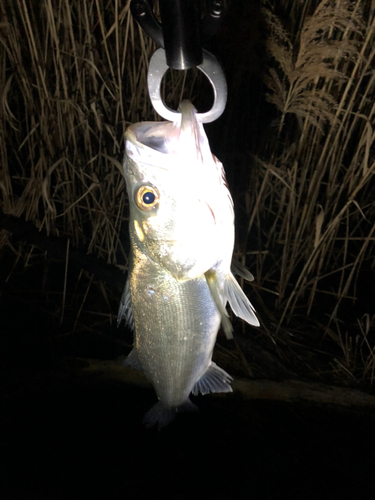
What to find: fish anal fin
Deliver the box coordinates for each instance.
[192,362,233,396]
[205,270,233,340]
[225,272,260,327]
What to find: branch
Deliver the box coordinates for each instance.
[0,210,127,291]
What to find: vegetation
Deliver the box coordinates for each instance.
[248,0,375,384]
[0,0,374,386]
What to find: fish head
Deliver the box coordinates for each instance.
[124,104,234,281]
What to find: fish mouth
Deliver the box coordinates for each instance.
[126,122,179,156]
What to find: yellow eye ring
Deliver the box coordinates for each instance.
[135,185,160,212]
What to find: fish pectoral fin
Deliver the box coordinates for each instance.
[205,270,233,340]
[192,362,233,396]
[117,275,135,331]
[225,272,260,327]
[231,258,255,282]
[122,348,143,371]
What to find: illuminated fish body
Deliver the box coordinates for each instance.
[119,101,259,428]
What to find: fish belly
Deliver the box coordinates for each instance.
[130,249,220,408]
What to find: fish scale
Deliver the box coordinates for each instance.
[131,247,220,407]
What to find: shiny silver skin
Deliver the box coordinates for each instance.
[129,247,222,408]
[121,102,257,427]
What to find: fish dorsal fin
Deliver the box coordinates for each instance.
[205,270,233,340]
[231,259,255,282]
[117,276,135,331]
[122,348,143,371]
[225,273,260,327]
[192,362,233,396]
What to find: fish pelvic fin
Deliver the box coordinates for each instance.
[143,399,198,430]
[192,362,233,396]
[205,270,233,340]
[117,276,135,331]
[225,272,260,327]
[231,258,255,282]
[122,348,143,371]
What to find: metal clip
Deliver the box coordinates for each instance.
[148,47,227,123]
[131,0,228,123]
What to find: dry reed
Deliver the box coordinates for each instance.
[244,0,375,382]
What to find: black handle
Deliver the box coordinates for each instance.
[130,0,226,70]
[159,0,202,70]
[130,0,164,48]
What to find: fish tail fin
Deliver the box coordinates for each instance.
[143,399,198,430]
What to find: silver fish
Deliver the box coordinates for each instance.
[119,101,259,428]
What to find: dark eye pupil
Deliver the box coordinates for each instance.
[142,191,155,204]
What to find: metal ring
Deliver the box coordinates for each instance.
[147,48,227,123]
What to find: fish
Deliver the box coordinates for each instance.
[118,100,259,429]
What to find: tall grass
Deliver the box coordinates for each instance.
[244,0,375,381]
[0,0,154,265]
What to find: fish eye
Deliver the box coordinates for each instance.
[135,185,160,212]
